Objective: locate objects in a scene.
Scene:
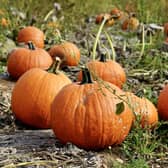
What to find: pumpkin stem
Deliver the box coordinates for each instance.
[28,41,36,50]
[99,53,107,62]
[53,57,61,74]
[80,68,93,84]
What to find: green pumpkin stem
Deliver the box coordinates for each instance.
[99,53,107,62]
[52,57,61,74]
[27,41,36,50]
[80,68,93,84]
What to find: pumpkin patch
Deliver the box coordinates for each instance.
[0,1,168,166]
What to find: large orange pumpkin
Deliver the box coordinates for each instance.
[125,92,158,127]
[157,84,168,120]
[48,41,80,67]
[17,26,44,48]
[11,60,72,128]
[51,68,133,150]
[7,42,53,79]
[77,54,126,88]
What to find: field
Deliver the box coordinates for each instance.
[0,0,168,167]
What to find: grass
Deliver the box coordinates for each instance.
[0,0,168,167]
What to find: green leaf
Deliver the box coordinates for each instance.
[116,102,125,115]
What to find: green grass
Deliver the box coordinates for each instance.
[113,158,149,168]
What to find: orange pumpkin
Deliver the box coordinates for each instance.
[164,23,168,37]
[7,42,53,79]
[110,8,123,20]
[157,84,168,120]
[165,37,168,43]
[1,18,8,27]
[125,92,158,127]
[17,26,44,48]
[77,54,126,88]
[11,59,72,128]
[51,68,133,150]
[95,13,115,26]
[48,41,80,67]
[122,14,139,31]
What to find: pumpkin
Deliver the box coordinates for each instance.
[125,92,158,127]
[95,13,115,26]
[1,18,8,27]
[165,37,168,43]
[48,41,80,67]
[110,8,123,20]
[11,57,72,128]
[157,84,168,120]
[122,14,139,31]
[164,23,168,37]
[7,42,53,79]
[77,54,126,88]
[17,26,44,48]
[51,68,133,150]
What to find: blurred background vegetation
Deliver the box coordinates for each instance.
[0,0,168,71]
[1,0,168,30]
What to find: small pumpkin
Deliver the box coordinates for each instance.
[11,57,72,128]
[1,18,8,27]
[51,68,133,150]
[164,23,168,37]
[122,13,139,31]
[17,26,45,48]
[77,54,126,88]
[125,92,158,127]
[48,41,80,67]
[110,8,123,20]
[157,84,168,120]
[95,13,115,26]
[165,37,168,43]
[7,42,53,79]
